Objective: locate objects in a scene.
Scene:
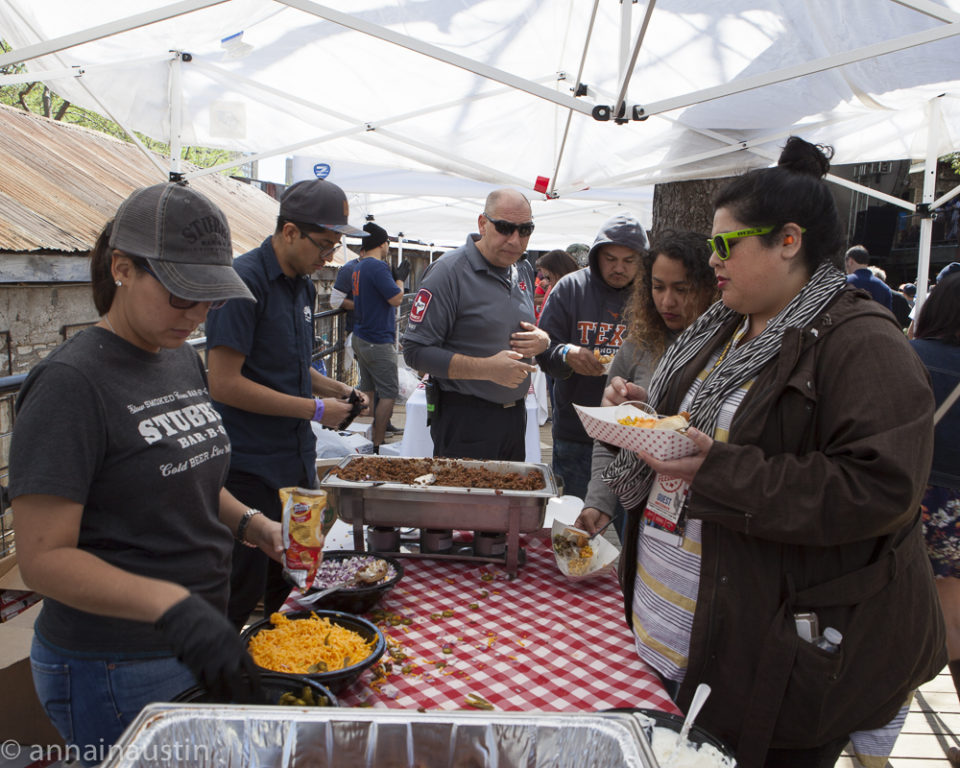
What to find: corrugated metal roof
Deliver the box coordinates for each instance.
[0,103,279,256]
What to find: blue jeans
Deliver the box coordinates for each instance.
[31,636,195,766]
[552,438,594,500]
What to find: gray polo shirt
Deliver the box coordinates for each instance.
[402,234,537,404]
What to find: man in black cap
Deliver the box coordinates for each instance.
[352,222,405,451]
[205,179,370,629]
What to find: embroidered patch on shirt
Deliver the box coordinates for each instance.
[409,288,433,323]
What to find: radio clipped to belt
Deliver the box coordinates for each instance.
[424,376,439,425]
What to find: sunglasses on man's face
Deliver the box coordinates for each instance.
[140,264,226,310]
[483,214,535,239]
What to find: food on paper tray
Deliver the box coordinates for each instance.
[247,612,378,674]
[593,349,614,364]
[552,527,595,576]
[551,520,619,580]
[329,456,546,490]
[617,410,691,432]
[575,403,698,461]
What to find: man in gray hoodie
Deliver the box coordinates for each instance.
[536,214,647,499]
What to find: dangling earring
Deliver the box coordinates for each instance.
[115,280,122,287]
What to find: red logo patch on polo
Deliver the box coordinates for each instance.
[518,280,528,292]
[409,288,433,323]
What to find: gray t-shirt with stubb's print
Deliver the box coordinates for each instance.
[10,327,233,655]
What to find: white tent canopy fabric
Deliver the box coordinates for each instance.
[1,0,959,269]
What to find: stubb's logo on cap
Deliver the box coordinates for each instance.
[409,289,432,323]
[182,216,229,247]
[313,163,331,179]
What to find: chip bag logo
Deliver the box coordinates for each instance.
[409,289,432,323]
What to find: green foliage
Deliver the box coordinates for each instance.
[1,40,245,174]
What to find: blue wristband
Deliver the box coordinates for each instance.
[312,397,325,422]
[561,344,571,364]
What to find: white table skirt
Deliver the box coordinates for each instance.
[400,383,542,462]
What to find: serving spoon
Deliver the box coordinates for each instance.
[677,683,711,745]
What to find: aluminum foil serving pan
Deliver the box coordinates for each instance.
[102,704,662,767]
[319,455,557,533]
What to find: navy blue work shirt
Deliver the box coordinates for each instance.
[205,237,317,489]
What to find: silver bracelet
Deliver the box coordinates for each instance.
[235,508,263,548]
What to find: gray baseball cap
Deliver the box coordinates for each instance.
[279,179,366,236]
[108,183,254,303]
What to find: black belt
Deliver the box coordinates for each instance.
[440,390,524,409]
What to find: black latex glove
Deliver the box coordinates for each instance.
[156,594,264,703]
[392,260,411,283]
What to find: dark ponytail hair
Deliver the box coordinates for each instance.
[713,136,843,272]
[90,219,117,315]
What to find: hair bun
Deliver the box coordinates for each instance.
[778,136,833,178]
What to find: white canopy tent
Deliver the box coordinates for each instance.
[1,0,959,291]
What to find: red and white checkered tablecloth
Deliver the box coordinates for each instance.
[285,530,680,716]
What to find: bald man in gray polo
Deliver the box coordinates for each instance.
[402,189,550,460]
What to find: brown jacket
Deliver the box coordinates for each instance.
[619,288,945,766]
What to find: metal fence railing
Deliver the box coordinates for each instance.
[0,304,358,560]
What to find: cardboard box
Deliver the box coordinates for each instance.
[0,602,64,747]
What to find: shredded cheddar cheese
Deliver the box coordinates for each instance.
[248,612,375,674]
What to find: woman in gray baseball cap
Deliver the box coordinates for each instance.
[9,183,280,764]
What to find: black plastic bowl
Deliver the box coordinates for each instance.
[240,610,385,693]
[173,671,338,707]
[608,708,735,760]
[299,551,404,614]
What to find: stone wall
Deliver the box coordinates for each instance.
[0,284,98,377]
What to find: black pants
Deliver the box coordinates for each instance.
[225,470,292,630]
[430,391,526,461]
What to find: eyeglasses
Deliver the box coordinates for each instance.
[140,264,226,310]
[301,231,340,259]
[482,213,535,238]
[707,226,808,260]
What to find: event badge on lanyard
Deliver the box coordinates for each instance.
[642,473,689,547]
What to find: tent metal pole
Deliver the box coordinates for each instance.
[169,53,183,178]
[638,23,960,118]
[619,0,632,78]
[889,0,960,23]
[914,96,942,313]
[277,0,592,115]
[549,0,601,198]
[614,0,657,116]
[932,183,960,210]
[0,0,228,69]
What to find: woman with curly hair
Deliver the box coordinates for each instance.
[577,229,716,536]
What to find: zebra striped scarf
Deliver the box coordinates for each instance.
[601,261,847,510]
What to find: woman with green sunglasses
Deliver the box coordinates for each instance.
[603,137,944,767]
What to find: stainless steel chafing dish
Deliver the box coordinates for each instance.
[318,456,558,576]
[102,704,662,768]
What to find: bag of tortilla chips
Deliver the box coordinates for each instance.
[279,487,337,590]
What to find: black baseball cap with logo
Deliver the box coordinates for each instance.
[280,179,366,236]
[108,183,254,302]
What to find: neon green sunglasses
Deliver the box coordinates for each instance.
[707,226,806,260]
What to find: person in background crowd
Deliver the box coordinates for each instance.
[328,239,365,369]
[908,262,960,339]
[575,229,717,539]
[9,184,280,764]
[868,264,911,329]
[602,137,944,767]
[352,222,404,453]
[844,244,893,309]
[911,273,960,767]
[536,216,646,499]
[205,179,369,630]
[402,188,549,460]
[535,248,579,309]
[534,248,580,416]
[900,282,917,308]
